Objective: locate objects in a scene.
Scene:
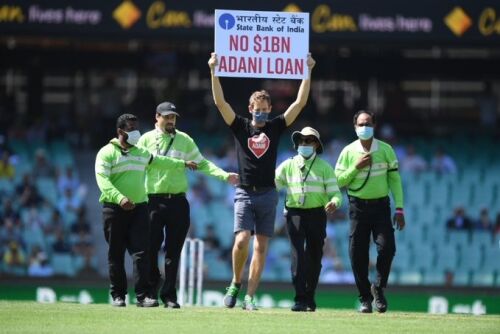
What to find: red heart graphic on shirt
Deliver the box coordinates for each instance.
[248,133,270,159]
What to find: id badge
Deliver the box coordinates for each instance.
[298,193,306,206]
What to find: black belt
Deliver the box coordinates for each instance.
[239,185,275,192]
[103,202,146,209]
[348,196,389,205]
[149,193,186,199]
[285,206,325,213]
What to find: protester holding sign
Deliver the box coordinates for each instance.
[208,51,315,311]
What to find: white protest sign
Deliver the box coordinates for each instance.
[214,9,309,80]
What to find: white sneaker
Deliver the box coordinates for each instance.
[137,297,159,307]
[112,297,126,307]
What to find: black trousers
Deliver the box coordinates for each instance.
[148,195,190,303]
[285,207,326,304]
[102,202,149,301]
[348,196,396,302]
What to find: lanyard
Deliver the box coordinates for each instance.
[156,131,176,156]
[300,155,317,194]
[349,164,371,192]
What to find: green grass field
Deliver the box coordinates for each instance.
[1,301,499,334]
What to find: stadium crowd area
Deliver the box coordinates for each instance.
[1,130,499,286]
[0,54,499,285]
[183,131,500,286]
[0,140,96,277]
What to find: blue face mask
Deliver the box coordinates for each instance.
[356,126,374,140]
[252,111,269,123]
[297,145,315,158]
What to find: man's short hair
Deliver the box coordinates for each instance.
[248,90,271,108]
[116,114,138,130]
[353,110,376,125]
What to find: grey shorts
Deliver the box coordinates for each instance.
[234,186,278,237]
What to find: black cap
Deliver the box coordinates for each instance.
[156,102,180,117]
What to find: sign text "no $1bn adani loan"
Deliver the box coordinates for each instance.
[215,9,309,80]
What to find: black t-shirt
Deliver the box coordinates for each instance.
[229,114,287,187]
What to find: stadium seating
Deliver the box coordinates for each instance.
[434,244,459,273]
[452,270,471,286]
[190,133,500,287]
[2,135,499,290]
[0,139,98,279]
[422,271,446,286]
[399,271,423,285]
[471,270,495,287]
[205,257,232,280]
[51,254,76,277]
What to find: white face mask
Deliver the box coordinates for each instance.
[125,130,141,145]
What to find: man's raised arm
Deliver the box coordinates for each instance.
[283,53,316,126]
[208,52,236,126]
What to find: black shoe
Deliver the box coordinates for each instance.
[137,297,159,307]
[306,301,317,312]
[164,300,181,309]
[291,302,308,312]
[371,284,387,313]
[111,297,126,307]
[359,300,373,313]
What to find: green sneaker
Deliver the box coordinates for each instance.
[242,295,258,311]
[223,283,240,308]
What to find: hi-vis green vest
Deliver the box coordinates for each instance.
[137,128,229,194]
[95,138,184,205]
[276,154,342,209]
[335,138,404,208]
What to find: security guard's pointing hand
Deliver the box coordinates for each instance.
[227,173,240,186]
[185,161,198,171]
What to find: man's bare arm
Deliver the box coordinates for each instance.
[208,52,236,125]
[283,53,316,126]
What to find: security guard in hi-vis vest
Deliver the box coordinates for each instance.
[335,110,405,314]
[95,114,196,308]
[275,127,342,312]
[137,102,239,308]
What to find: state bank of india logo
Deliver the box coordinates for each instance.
[219,13,235,30]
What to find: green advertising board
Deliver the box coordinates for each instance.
[0,283,498,315]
